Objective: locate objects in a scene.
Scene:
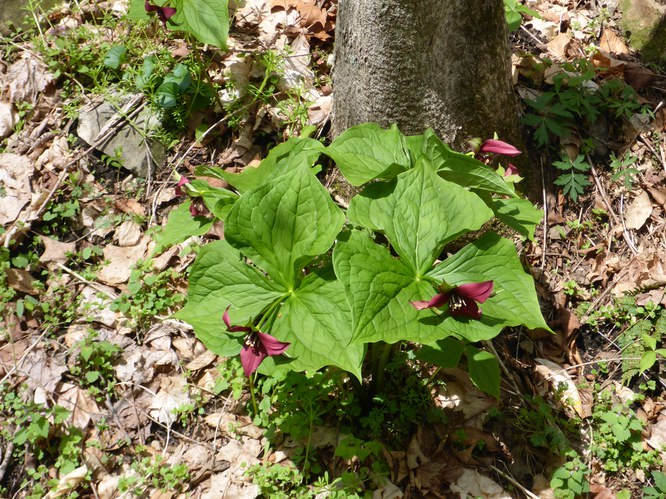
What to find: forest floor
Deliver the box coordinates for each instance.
[0,0,665,498]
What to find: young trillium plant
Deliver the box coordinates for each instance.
[169,124,549,399]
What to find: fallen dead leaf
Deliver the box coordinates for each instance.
[40,236,76,264]
[56,383,101,429]
[44,465,88,499]
[547,33,572,60]
[114,197,146,216]
[23,350,68,404]
[0,153,33,225]
[6,268,39,295]
[114,219,143,247]
[449,468,510,499]
[534,358,588,418]
[647,411,666,450]
[599,28,630,56]
[4,52,55,106]
[647,186,666,209]
[624,190,653,230]
[185,350,217,371]
[98,236,149,285]
[149,375,192,425]
[0,101,16,138]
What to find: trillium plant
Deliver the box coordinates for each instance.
[165,123,549,406]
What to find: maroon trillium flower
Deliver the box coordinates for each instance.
[479,139,521,157]
[504,163,519,177]
[410,281,494,319]
[175,176,190,197]
[223,307,290,377]
[145,0,177,27]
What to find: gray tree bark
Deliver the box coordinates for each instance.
[332,0,522,152]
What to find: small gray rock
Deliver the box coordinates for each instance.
[77,94,167,178]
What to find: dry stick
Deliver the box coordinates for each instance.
[55,262,118,300]
[0,440,14,483]
[0,97,146,248]
[490,464,540,499]
[540,157,548,271]
[586,154,639,255]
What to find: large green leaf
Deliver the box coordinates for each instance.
[427,232,550,332]
[333,230,449,345]
[151,201,212,256]
[181,0,229,49]
[225,163,345,289]
[198,137,325,194]
[488,197,543,240]
[325,123,410,186]
[348,157,493,275]
[466,345,501,398]
[409,129,518,197]
[416,337,465,369]
[174,240,285,356]
[268,269,363,379]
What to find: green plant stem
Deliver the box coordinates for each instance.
[248,374,259,416]
[372,342,397,396]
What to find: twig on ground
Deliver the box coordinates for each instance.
[540,157,548,271]
[0,439,14,483]
[587,155,639,256]
[490,464,540,499]
[55,262,118,300]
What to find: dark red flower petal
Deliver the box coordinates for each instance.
[240,343,266,377]
[222,306,251,333]
[410,293,449,310]
[479,139,521,157]
[257,332,290,356]
[455,281,493,303]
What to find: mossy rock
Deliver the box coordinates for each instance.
[619,0,666,62]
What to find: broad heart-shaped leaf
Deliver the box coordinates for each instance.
[416,337,464,369]
[334,230,462,345]
[266,268,363,380]
[325,123,410,186]
[465,345,501,399]
[427,232,550,333]
[174,240,285,356]
[225,162,345,289]
[348,157,493,275]
[487,196,543,240]
[407,129,518,198]
[151,201,212,256]
[195,137,325,194]
[179,0,229,49]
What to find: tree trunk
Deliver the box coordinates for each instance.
[332,0,522,153]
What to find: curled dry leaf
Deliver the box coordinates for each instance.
[40,236,76,265]
[0,153,33,225]
[4,52,55,106]
[98,236,149,285]
[624,190,652,230]
[535,358,588,418]
[449,468,511,499]
[44,465,89,499]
